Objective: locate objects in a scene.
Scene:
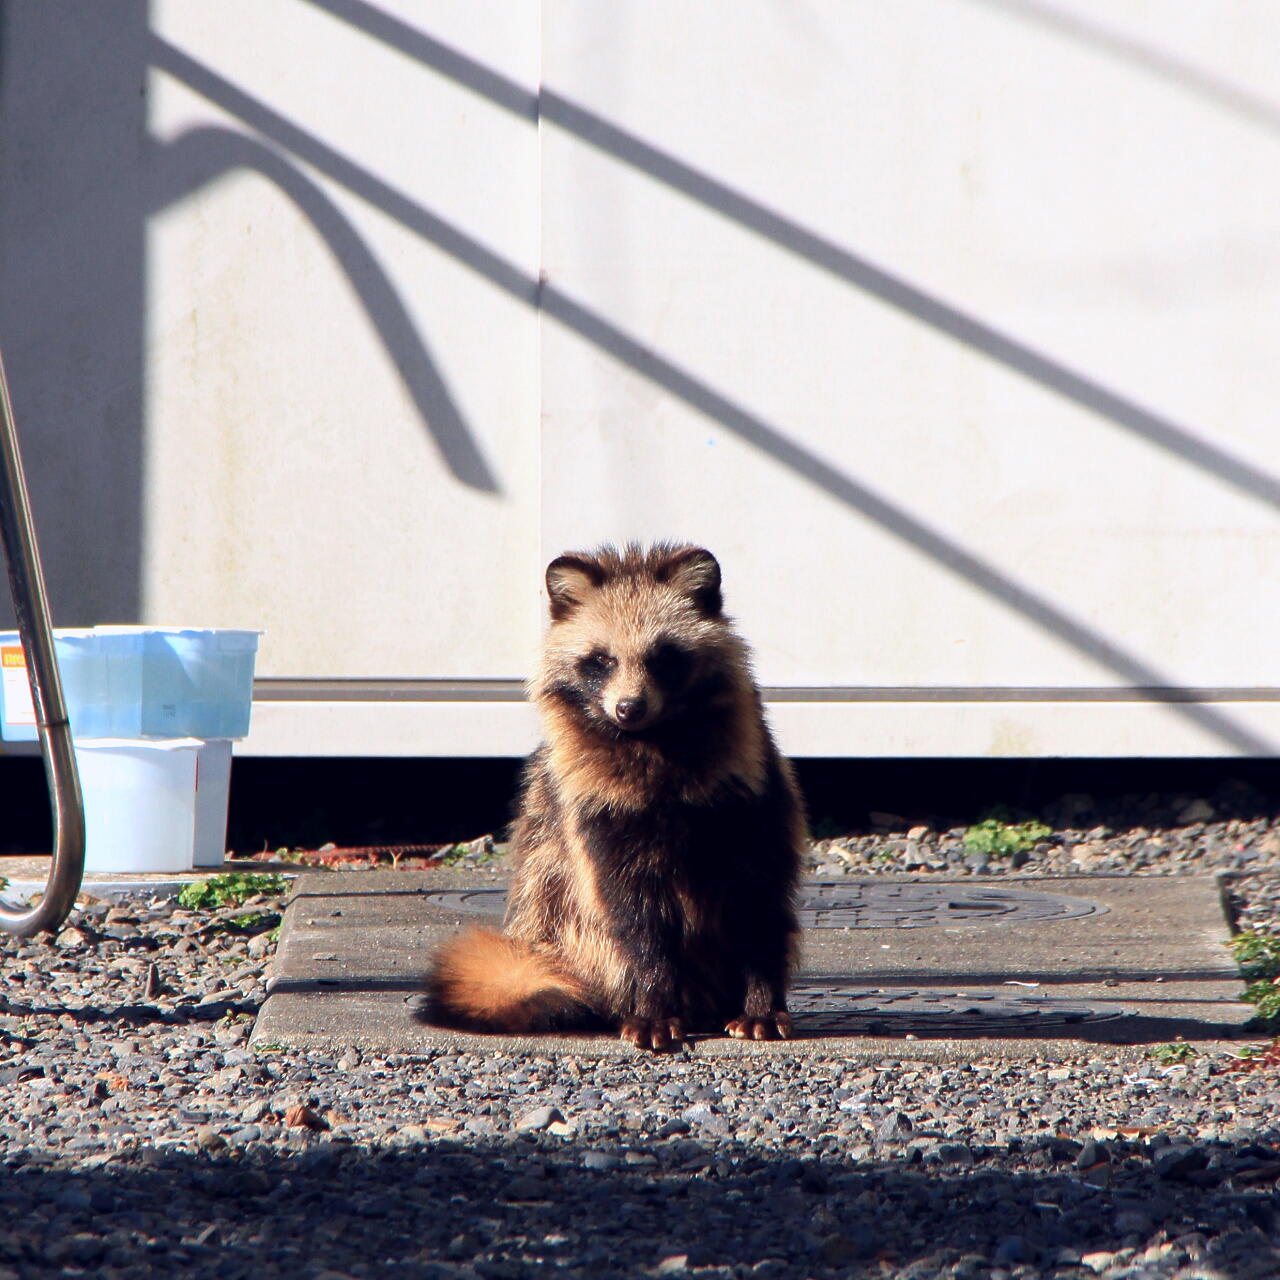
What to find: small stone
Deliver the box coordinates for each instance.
[195,1126,227,1151]
[502,1174,547,1201]
[57,1234,106,1266]
[583,1150,621,1172]
[655,1256,688,1275]
[1177,798,1215,824]
[516,1104,565,1133]
[1081,1251,1116,1274]
[283,1103,328,1131]
[1153,1144,1209,1179]
[819,1235,855,1266]
[869,812,908,831]
[992,1237,1025,1265]
[1114,1208,1154,1235]
[876,1111,913,1143]
[1074,1139,1108,1169]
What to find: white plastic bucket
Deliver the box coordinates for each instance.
[75,738,200,874]
[193,738,233,868]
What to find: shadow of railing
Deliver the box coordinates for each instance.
[968,0,1280,139]
[145,36,1276,753]
[304,0,1280,517]
[147,125,499,493]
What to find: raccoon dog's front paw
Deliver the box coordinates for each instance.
[724,1012,794,1041]
[619,1016,685,1052]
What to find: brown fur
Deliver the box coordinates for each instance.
[421,543,805,1049]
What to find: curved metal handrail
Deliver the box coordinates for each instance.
[0,349,85,937]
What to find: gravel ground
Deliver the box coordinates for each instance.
[4,789,1280,1280]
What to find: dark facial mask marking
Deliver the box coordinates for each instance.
[646,642,692,691]
[576,650,616,696]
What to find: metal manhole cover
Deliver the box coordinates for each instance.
[419,881,1106,929]
[799,882,1106,928]
[787,983,1125,1036]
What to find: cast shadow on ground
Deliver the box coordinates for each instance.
[5,1131,1279,1276]
[248,974,1258,1048]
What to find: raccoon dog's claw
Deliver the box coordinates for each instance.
[620,1016,686,1052]
[724,1012,794,1041]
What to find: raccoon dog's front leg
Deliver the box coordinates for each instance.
[724,897,797,1041]
[724,975,794,1041]
[574,810,688,1051]
[609,899,687,1052]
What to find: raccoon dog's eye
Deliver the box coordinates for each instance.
[579,651,616,676]
[647,642,692,687]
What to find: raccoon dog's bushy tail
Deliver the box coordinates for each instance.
[418,927,600,1033]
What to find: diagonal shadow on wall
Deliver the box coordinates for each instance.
[149,36,1274,754]
[304,0,1280,518]
[968,0,1280,139]
[147,127,499,493]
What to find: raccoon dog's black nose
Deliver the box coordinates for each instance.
[615,698,648,725]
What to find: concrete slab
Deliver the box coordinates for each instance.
[251,870,1256,1062]
[0,854,298,905]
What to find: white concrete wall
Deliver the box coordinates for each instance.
[144,1,543,679]
[4,1,1280,755]
[541,1,1280,693]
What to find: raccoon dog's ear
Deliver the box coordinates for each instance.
[545,553,605,621]
[659,547,722,616]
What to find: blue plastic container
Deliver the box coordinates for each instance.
[0,627,260,741]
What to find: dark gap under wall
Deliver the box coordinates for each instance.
[1,756,1278,858]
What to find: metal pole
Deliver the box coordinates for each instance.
[0,348,85,937]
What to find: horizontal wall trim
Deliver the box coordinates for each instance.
[254,679,1280,705]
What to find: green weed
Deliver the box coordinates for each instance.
[1242,979,1280,1025]
[437,836,500,867]
[1229,930,1280,979]
[962,810,1051,859]
[1228,930,1280,1027]
[1148,1041,1196,1065]
[178,872,288,912]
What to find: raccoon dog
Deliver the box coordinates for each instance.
[422,543,805,1051]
